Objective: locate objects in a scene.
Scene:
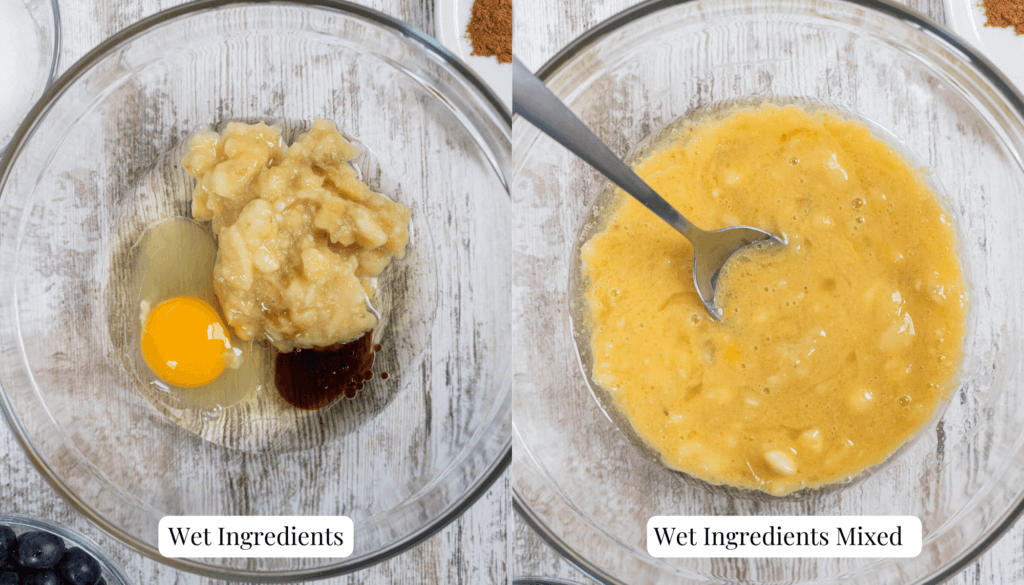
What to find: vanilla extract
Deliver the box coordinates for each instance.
[274,331,380,410]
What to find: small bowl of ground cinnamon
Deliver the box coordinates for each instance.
[944,0,1024,92]
[434,0,512,109]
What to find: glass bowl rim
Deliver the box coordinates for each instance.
[0,0,511,581]
[510,0,1024,583]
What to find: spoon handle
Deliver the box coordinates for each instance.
[512,56,703,241]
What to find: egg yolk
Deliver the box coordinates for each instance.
[141,296,233,388]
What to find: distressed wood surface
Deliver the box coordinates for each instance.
[0,0,508,584]
[511,0,1024,584]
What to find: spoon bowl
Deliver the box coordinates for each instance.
[512,57,783,318]
[691,226,783,318]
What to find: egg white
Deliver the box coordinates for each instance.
[127,218,266,411]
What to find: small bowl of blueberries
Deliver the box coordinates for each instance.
[0,516,129,585]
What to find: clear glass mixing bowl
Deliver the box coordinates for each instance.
[0,1,510,580]
[512,0,1024,583]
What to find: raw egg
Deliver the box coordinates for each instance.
[128,217,266,410]
[140,296,238,387]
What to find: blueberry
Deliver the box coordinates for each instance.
[0,571,16,585]
[22,569,60,585]
[0,528,14,572]
[0,527,15,561]
[58,548,101,585]
[15,532,65,570]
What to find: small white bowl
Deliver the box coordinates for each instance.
[0,0,60,152]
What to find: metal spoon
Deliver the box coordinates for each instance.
[513,57,784,319]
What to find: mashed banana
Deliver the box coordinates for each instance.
[581,104,966,495]
[183,120,410,351]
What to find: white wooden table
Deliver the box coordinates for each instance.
[511,0,1024,583]
[0,1,508,583]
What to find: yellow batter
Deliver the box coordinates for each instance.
[581,104,966,496]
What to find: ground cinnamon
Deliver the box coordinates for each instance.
[466,0,512,63]
[981,0,1024,35]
